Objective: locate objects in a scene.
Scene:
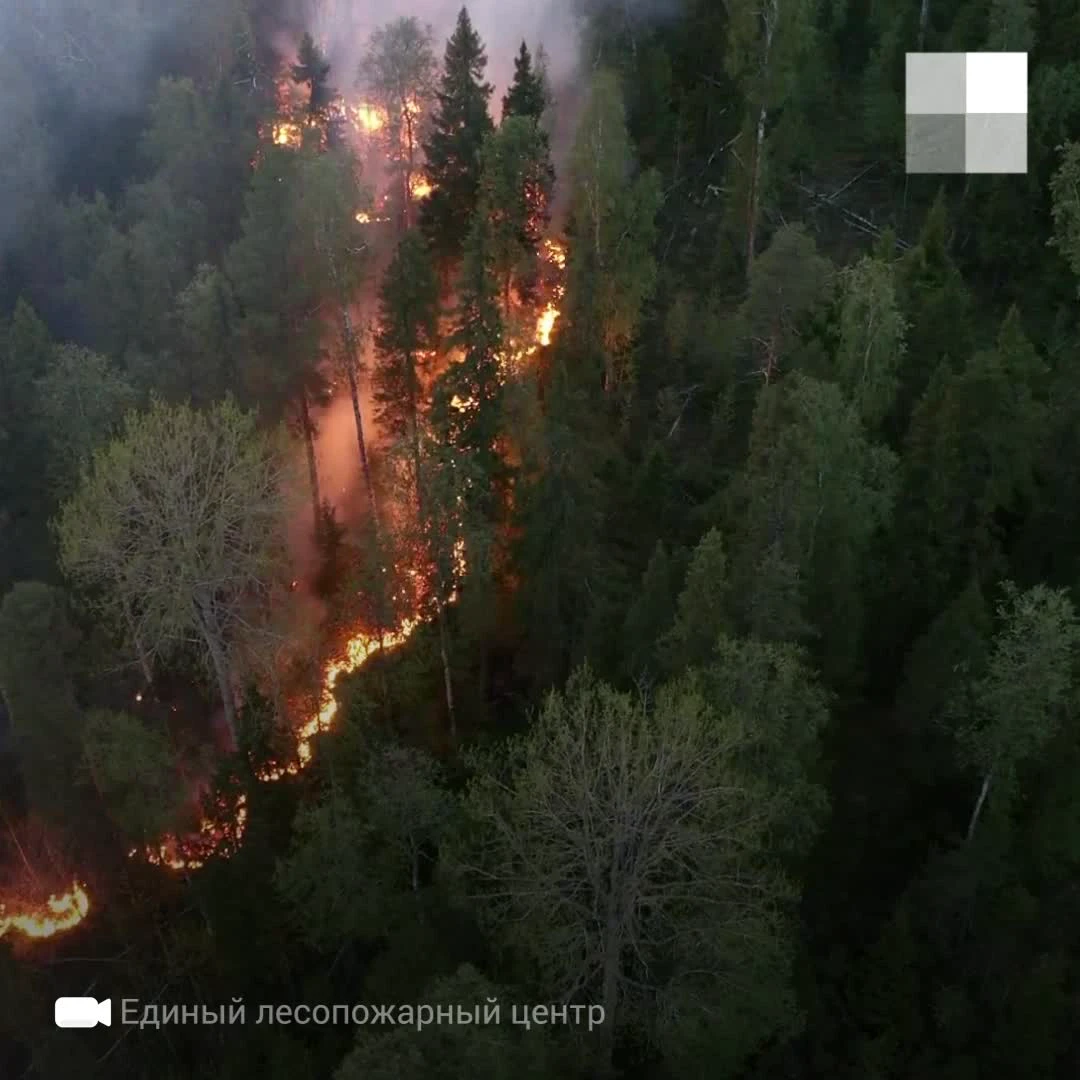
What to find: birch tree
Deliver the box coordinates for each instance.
[724,0,814,270]
[944,582,1080,842]
[55,399,291,742]
[566,68,661,391]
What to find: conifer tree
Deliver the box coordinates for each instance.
[420,7,494,268]
[476,116,553,313]
[292,32,334,121]
[501,41,548,122]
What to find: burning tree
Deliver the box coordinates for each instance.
[476,115,554,315]
[293,146,380,532]
[373,231,461,734]
[292,32,336,128]
[358,17,438,232]
[55,399,292,744]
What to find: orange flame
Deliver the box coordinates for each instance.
[350,102,386,133]
[536,304,559,347]
[0,882,89,941]
[409,173,433,200]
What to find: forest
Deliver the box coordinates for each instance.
[2,0,1080,1075]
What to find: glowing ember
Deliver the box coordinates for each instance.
[543,238,567,270]
[139,794,249,872]
[355,211,391,225]
[0,882,89,941]
[273,122,303,148]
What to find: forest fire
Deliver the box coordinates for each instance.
[536,304,559,346]
[0,882,89,941]
[272,121,304,147]
[347,102,385,134]
[409,173,434,200]
[140,794,249,872]
[3,41,561,948]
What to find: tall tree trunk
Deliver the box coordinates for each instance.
[746,2,776,274]
[299,389,322,540]
[918,0,930,49]
[436,605,457,739]
[746,103,768,272]
[967,769,993,841]
[196,604,237,747]
[340,306,380,534]
[597,909,621,1076]
[409,357,457,738]
[402,99,417,233]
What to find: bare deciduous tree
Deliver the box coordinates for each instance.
[455,665,813,1073]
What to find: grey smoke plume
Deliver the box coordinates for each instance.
[291,0,585,103]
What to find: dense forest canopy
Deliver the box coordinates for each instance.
[3,0,1080,1077]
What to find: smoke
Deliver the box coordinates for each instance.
[0,0,245,258]
[290,0,586,106]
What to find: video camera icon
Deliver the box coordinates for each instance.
[55,997,112,1028]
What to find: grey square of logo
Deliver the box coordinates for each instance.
[906,53,966,114]
[906,115,966,173]
[965,113,1027,173]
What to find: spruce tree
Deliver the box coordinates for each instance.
[501,41,548,122]
[420,7,494,268]
[292,32,334,121]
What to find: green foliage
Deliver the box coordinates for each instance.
[502,42,548,122]
[477,116,554,310]
[374,230,440,454]
[566,69,662,387]
[335,965,562,1080]
[834,255,907,428]
[276,739,455,948]
[945,583,1080,834]
[55,398,290,739]
[1049,141,1080,291]
[292,33,335,120]
[736,224,834,380]
[731,373,897,682]
[456,664,815,1073]
[420,7,495,264]
[0,582,85,821]
[82,709,186,840]
[35,344,137,494]
[659,527,732,669]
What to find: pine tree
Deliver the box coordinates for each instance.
[502,41,548,122]
[420,7,494,268]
